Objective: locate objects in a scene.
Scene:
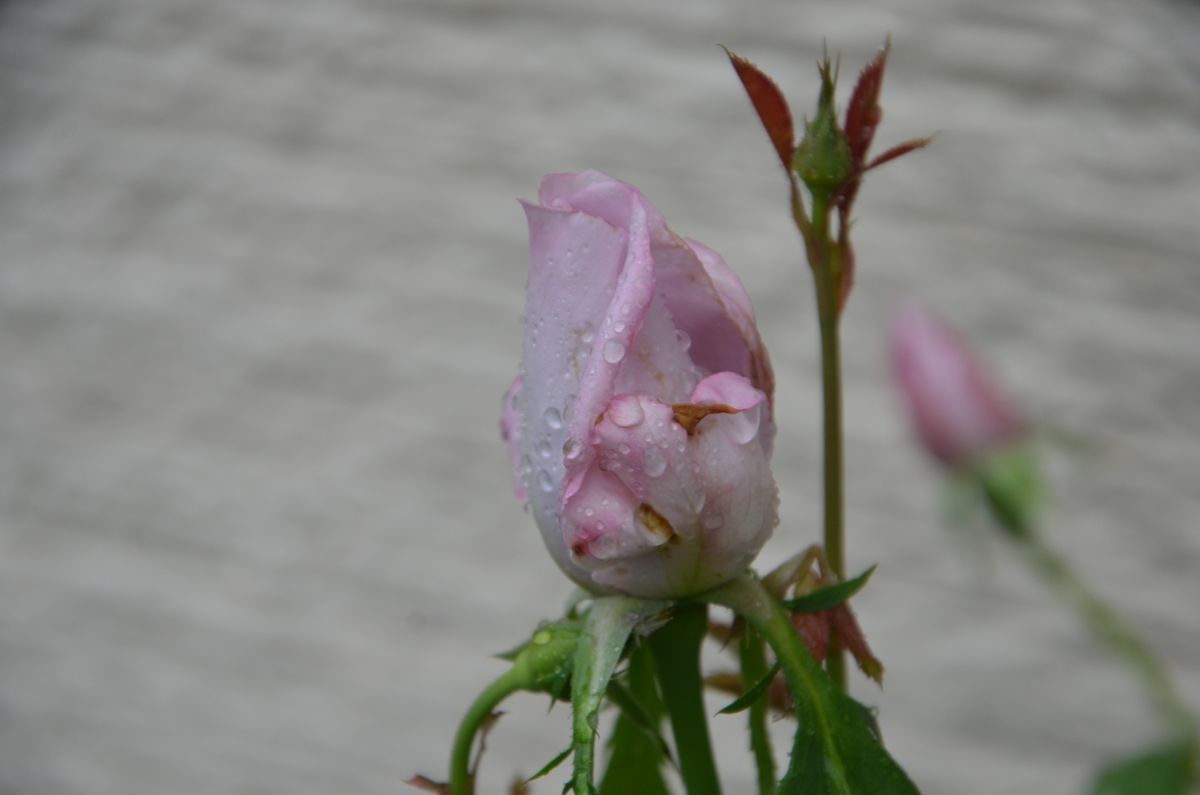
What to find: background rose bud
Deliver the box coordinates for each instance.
[888,306,1024,470]
[502,171,777,599]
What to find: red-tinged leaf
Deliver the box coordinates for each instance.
[865,136,933,171]
[830,602,885,686]
[405,775,452,794]
[791,611,831,663]
[722,47,796,172]
[844,40,891,165]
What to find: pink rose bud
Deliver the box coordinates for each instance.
[501,171,778,599]
[888,307,1024,470]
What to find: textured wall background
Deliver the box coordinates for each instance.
[2,0,1198,792]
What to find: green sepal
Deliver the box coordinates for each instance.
[510,621,582,699]
[780,565,877,613]
[977,443,1041,538]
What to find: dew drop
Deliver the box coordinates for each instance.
[520,454,533,476]
[543,406,563,430]
[563,394,577,423]
[644,447,667,477]
[580,322,595,345]
[537,469,554,493]
[728,406,761,445]
[613,321,627,333]
[602,340,626,364]
[675,329,692,351]
[563,437,583,460]
[618,443,631,456]
[608,398,644,428]
[535,438,553,459]
[584,507,595,517]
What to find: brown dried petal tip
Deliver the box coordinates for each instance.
[672,402,737,435]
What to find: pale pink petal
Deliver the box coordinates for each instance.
[499,375,526,502]
[688,401,778,585]
[519,202,627,585]
[889,307,1022,468]
[686,239,774,403]
[539,171,667,235]
[690,371,773,456]
[560,464,647,562]
[590,394,705,528]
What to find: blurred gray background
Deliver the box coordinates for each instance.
[2,0,1199,792]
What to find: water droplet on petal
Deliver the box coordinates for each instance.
[563,394,577,423]
[535,438,553,459]
[618,443,631,456]
[602,340,626,364]
[584,507,595,517]
[613,321,627,333]
[563,437,583,460]
[609,399,645,428]
[728,406,761,445]
[537,469,555,493]
[543,406,563,430]
[520,455,533,476]
[580,322,595,345]
[644,447,667,477]
[675,329,692,351]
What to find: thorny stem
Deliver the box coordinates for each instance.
[810,192,847,690]
[449,667,527,795]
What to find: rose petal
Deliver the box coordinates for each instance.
[686,239,774,404]
[889,306,1022,468]
[499,375,526,502]
[519,202,628,584]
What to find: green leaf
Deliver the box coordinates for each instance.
[780,566,877,614]
[526,747,571,783]
[599,646,671,795]
[717,662,781,715]
[1092,742,1196,795]
[570,596,668,795]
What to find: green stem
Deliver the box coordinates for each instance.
[810,192,847,690]
[449,666,527,795]
[1017,535,1198,740]
[648,603,722,795]
[739,628,777,795]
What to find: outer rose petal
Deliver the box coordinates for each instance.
[499,375,526,502]
[519,203,628,586]
[889,307,1022,468]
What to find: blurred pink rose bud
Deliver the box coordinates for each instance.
[501,171,778,599]
[888,307,1024,470]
